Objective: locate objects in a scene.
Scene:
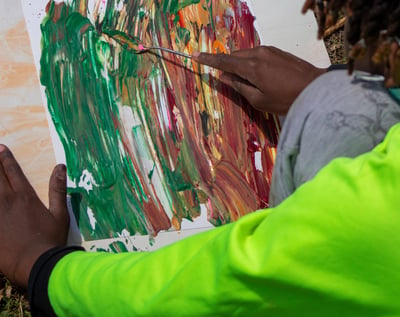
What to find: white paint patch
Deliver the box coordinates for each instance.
[118,229,131,239]
[122,105,142,127]
[119,105,140,156]
[150,74,169,134]
[224,7,234,17]
[87,0,108,24]
[67,178,77,189]
[254,151,263,172]
[181,204,212,230]
[101,67,110,83]
[78,169,98,192]
[115,0,124,11]
[87,207,97,230]
[138,8,146,16]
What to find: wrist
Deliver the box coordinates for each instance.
[326,64,347,72]
[12,243,59,289]
[28,246,84,317]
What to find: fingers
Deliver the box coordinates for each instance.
[301,0,315,14]
[48,164,69,227]
[0,145,12,193]
[192,52,250,80]
[0,144,32,193]
[229,48,260,57]
[220,73,266,111]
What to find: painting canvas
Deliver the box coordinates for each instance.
[21,0,329,251]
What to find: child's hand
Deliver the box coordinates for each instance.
[0,145,69,288]
[193,46,325,115]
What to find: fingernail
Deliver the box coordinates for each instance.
[0,144,5,152]
[56,164,67,180]
[192,52,200,58]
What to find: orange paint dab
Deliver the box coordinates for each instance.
[178,10,186,28]
[212,40,226,54]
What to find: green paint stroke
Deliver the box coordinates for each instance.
[40,0,280,241]
[162,0,201,14]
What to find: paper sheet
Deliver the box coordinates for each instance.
[21,0,329,251]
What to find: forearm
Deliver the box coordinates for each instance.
[29,123,400,316]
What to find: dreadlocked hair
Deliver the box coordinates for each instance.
[387,4,400,37]
[311,0,400,85]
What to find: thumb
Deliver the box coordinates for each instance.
[49,164,69,227]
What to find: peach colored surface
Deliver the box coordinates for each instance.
[0,1,55,205]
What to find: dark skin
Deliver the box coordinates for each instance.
[192,46,326,115]
[0,144,69,289]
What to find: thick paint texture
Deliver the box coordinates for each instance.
[40,0,280,241]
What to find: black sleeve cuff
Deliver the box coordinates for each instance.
[327,63,347,72]
[28,246,85,317]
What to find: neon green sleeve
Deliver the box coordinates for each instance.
[49,123,400,316]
